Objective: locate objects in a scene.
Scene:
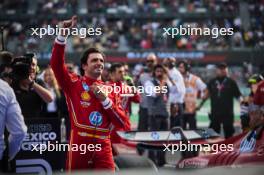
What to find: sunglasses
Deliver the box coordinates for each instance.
[146,60,154,63]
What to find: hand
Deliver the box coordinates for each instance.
[24,75,34,85]
[171,104,179,117]
[163,66,169,75]
[90,83,107,102]
[59,16,77,36]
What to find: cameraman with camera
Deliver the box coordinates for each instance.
[11,53,53,118]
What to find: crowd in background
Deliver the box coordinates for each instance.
[0,0,264,55]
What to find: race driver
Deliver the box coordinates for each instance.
[50,16,130,171]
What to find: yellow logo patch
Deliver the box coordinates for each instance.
[81,92,90,101]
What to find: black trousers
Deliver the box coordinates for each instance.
[183,113,197,130]
[210,113,235,139]
[137,107,149,155]
[138,107,149,131]
[170,103,184,129]
[149,115,169,166]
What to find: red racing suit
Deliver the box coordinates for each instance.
[108,81,140,144]
[50,38,130,171]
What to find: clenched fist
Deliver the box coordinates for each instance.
[59,15,77,36]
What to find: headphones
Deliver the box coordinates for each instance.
[178,60,191,72]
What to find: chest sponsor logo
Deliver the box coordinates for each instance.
[81,92,90,101]
[80,101,91,108]
[89,111,103,126]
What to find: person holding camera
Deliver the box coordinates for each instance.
[162,57,186,129]
[11,54,53,118]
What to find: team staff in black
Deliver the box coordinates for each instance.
[198,63,241,138]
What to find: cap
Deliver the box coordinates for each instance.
[248,74,264,84]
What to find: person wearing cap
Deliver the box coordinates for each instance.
[240,74,264,131]
[198,63,241,138]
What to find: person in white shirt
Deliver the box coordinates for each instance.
[178,60,207,130]
[0,79,27,172]
[163,58,186,129]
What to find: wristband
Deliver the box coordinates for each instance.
[101,98,112,109]
[29,80,35,89]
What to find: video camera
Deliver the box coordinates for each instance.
[11,53,35,80]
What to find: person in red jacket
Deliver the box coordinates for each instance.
[50,16,130,171]
[108,63,140,144]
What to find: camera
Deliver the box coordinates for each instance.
[11,53,35,80]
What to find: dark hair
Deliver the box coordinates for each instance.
[109,63,123,73]
[80,47,105,75]
[217,62,228,69]
[0,51,13,74]
[153,64,165,77]
[178,60,191,72]
[0,51,13,65]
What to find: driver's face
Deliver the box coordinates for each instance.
[83,53,104,78]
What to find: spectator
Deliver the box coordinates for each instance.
[199,63,241,138]
[137,53,157,130]
[0,79,27,173]
[178,60,207,130]
[11,54,53,118]
[144,64,170,167]
[42,66,62,118]
[136,53,157,155]
[163,58,186,129]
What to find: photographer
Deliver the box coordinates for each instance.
[11,53,53,118]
